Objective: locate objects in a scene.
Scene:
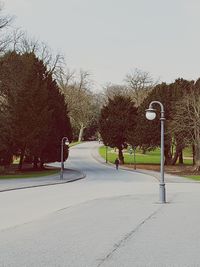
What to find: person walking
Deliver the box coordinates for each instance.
[115,158,120,170]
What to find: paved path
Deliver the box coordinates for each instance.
[0,142,200,267]
[92,143,194,183]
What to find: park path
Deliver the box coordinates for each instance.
[0,142,200,267]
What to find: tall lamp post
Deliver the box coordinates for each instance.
[105,145,108,163]
[60,137,69,180]
[133,146,136,170]
[146,101,166,203]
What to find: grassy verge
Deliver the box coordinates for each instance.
[0,169,59,179]
[69,141,82,147]
[184,175,200,181]
[99,146,193,165]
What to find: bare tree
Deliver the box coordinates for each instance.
[170,85,200,171]
[57,67,75,89]
[0,2,13,53]
[11,29,64,77]
[125,68,155,106]
[76,69,92,91]
[60,70,95,141]
[102,83,129,104]
[0,2,12,29]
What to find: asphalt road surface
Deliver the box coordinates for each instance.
[0,142,200,267]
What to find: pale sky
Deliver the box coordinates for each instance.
[3,0,200,89]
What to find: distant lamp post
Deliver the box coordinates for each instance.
[105,118,109,164]
[105,145,108,163]
[146,101,166,203]
[60,137,69,180]
[129,146,136,170]
[133,146,136,170]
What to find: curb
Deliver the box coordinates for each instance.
[0,169,86,193]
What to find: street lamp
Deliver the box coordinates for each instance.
[146,101,166,203]
[105,145,108,163]
[105,118,109,164]
[133,146,136,170]
[60,137,69,180]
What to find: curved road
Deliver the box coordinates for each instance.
[0,142,200,266]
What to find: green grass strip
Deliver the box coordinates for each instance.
[99,146,193,165]
[0,169,59,179]
[184,175,200,181]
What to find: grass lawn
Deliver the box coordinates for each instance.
[99,146,193,165]
[184,175,200,181]
[0,169,59,179]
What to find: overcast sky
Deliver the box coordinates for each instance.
[3,0,200,89]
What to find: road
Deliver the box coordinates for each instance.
[0,142,200,267]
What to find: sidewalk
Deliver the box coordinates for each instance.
[0,168,85,192]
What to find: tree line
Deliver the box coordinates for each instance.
[99,78,200,171]
[0,5,73,170]
[0,51,72,170]
[0,3,200,173]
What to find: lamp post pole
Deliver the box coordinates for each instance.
[146,101,166,203]
[60,137,69,180]
[133,146,136,170]
[106,145,108,163]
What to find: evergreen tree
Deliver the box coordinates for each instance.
[0,51,72,169]
[39,76,72,167]
[99,95,137,163]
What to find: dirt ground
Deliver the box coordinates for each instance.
[124,164,199,176]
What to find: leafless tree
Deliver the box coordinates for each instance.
[57,67,76,89]
[125,68,155,106]
[0,2,12,29]
[170,84,200,171]
[11,29,64,77]
[0,2,13,53]
[102,83,129,104]
[60,70,95,141]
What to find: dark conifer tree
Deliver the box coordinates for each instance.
[0,51,72,169]
[99,95,137,163]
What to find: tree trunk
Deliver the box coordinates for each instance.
[38,152,44,169]
[178,150,183,165]
[142,147,146,154]
[118,147,124,164]
[33,156,38,169]
[18,147,25,170]
[193,144,195,166]
[171,151,179,165]
[171,145,182,165]
[164,144,172,165]
[194,141,200,172]
[78,124,84,142]
[39,159,44,169]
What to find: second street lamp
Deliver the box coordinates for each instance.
[105,145,108,163]
[146,101,166,203]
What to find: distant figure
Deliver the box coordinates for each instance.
[98,138,101,144]
[115,158,120,170]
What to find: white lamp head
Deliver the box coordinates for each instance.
[65,140,70,145]
[145,108,156,120]
[62,137,69,145]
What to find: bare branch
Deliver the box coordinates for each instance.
[125,68,155,106]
